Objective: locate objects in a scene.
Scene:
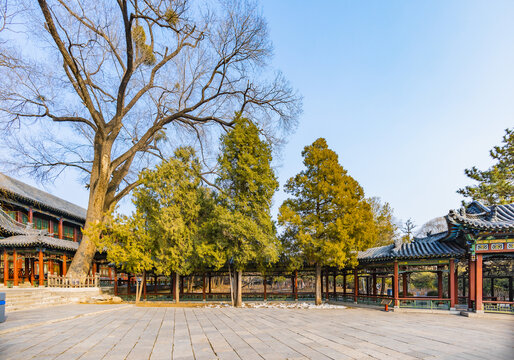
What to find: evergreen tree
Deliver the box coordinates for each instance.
[203,115,279,307]
[458,128,513,205]
[89,147,207,303]
[278,138,377,305]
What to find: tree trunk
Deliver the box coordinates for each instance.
[173,272,180,303]
[315,263,322,305]
[66,142,113,279]
[234,270,243,307]
[228,265,235,306]
[135,277,141,304]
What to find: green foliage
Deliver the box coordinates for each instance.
[87,211,154,275]
[135,147,205,276]
[89,147,208,276]
[410,272,436,290]
[202,114,280,271]
[458,128,514,205]
[368,196,398,246]
[278,138,377,270]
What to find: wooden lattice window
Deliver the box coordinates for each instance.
[35,218,49,230]
[63,226,74,241]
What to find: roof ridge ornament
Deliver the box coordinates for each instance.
[393,237,403,251]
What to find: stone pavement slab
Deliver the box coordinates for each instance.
[0,304,128,333]
[0,304,512,359]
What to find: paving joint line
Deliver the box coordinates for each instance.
[0,305,131,336]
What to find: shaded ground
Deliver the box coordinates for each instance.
[0,304,512,359]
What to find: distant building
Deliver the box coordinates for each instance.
[0,173,107,287]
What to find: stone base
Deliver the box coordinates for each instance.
[3,287,102,312]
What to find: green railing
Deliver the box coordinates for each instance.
[398,298,450,310]
[333,294,355,303]
[483,301,514,314]
[356,295,386,305]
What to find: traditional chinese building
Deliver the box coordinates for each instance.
[0,173,88,287]
[352,201,514,313]
[0,173,512,314]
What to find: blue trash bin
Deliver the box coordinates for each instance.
[387,289,392,296]
[0,292,5,323]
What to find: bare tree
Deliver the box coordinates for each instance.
[400,218,416,242]
[0,0,301,279]
[415,217,447,238]
[0,1,26,69]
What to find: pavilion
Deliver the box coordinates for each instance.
[1,173,512,314]
[350,201,514,313]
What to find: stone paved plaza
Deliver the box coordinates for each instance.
[0,304,512,360]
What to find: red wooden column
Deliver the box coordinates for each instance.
[202,274,206,301]
[449,259,456,309]
[73,228,78,242]
[48,259,54,275]
[114,268,118,295]
[468,257,476,310]
[475,254,483,312]
[294,270,298,301]
[13,249,18,286]
[3,249,8,286]
[62,254,67,276]
[24,258,30,283]
[402,272,408,297]
[28,208,33,224]
[372,272,377,297]
[108,266,112,280]
[48,220,54,236]
[38,250,44,286]
[263,275,267,301]
[58,218,63,239]
[30,258,35,285]
[353,268,358,302]
[93,262,97,275]
[393,260,399,307]
[437,266,443,298]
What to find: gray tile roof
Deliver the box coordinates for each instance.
[358,232,466,262]
[0,234,79,251]
[0,173,86,221]
[448,201,514,232]
[0,207,44,236]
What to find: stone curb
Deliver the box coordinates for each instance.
[0,305,131,335]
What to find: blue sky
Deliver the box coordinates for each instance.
[262,0,514,227]
[8,1,514,230]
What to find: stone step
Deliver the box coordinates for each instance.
[1,287,102,312]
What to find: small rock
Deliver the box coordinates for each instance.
[112,296,123,304]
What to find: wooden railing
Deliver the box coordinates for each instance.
[47,274,99,288]
[483,300,514,314]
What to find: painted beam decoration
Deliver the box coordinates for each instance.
[475,238,514,253]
